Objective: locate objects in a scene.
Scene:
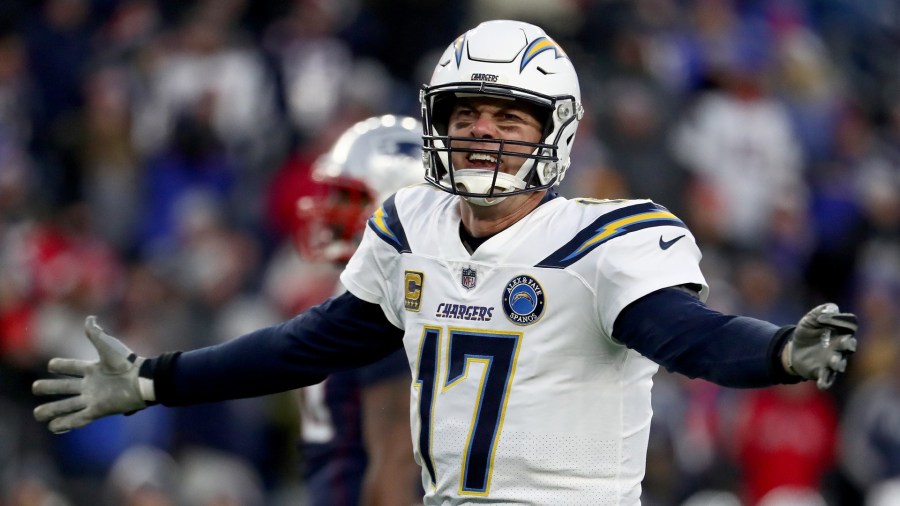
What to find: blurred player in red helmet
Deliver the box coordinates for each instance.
[293,114,424,265]
[293,114,424,506]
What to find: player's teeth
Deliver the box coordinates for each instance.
[469,153,496,163]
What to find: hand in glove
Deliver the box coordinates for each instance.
[783,303,858,390]
[33,316,153,434]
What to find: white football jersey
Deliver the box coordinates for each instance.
[341,185,708,505]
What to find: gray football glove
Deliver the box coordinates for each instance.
[783,303,858,390]
[33,316,150,434]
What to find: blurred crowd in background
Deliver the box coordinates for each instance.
[0,0,898,505]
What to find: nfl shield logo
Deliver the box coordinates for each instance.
[461,266,477,290]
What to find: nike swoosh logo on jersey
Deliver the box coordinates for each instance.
[659,234,686,250]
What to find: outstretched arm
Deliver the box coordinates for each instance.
[150,292,404,405]
[614,287,857,389]
[33,292,404,433]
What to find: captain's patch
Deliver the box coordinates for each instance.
[404,271,424,312]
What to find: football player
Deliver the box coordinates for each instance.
[33,20,857,505]
[292,114,423,506]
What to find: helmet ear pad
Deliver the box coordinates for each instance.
[515,101,552,187]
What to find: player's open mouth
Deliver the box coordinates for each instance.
[466,152,498,168]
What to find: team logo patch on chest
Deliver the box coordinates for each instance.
[502,275,545,325]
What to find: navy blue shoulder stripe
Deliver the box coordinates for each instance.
[536,201,686,269]
[367,194,411,254]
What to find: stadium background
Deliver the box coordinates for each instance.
[0,0,898,505]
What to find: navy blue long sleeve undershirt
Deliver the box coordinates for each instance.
[613,287,798,387]
[144,286,798,406]
[144,292,405,406]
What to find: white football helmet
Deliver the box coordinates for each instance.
[295,114,423,262]
[421,19,584,206]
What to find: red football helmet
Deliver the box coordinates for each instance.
[294,115,424,263]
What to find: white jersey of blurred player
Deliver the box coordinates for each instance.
[342,185,707,504]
